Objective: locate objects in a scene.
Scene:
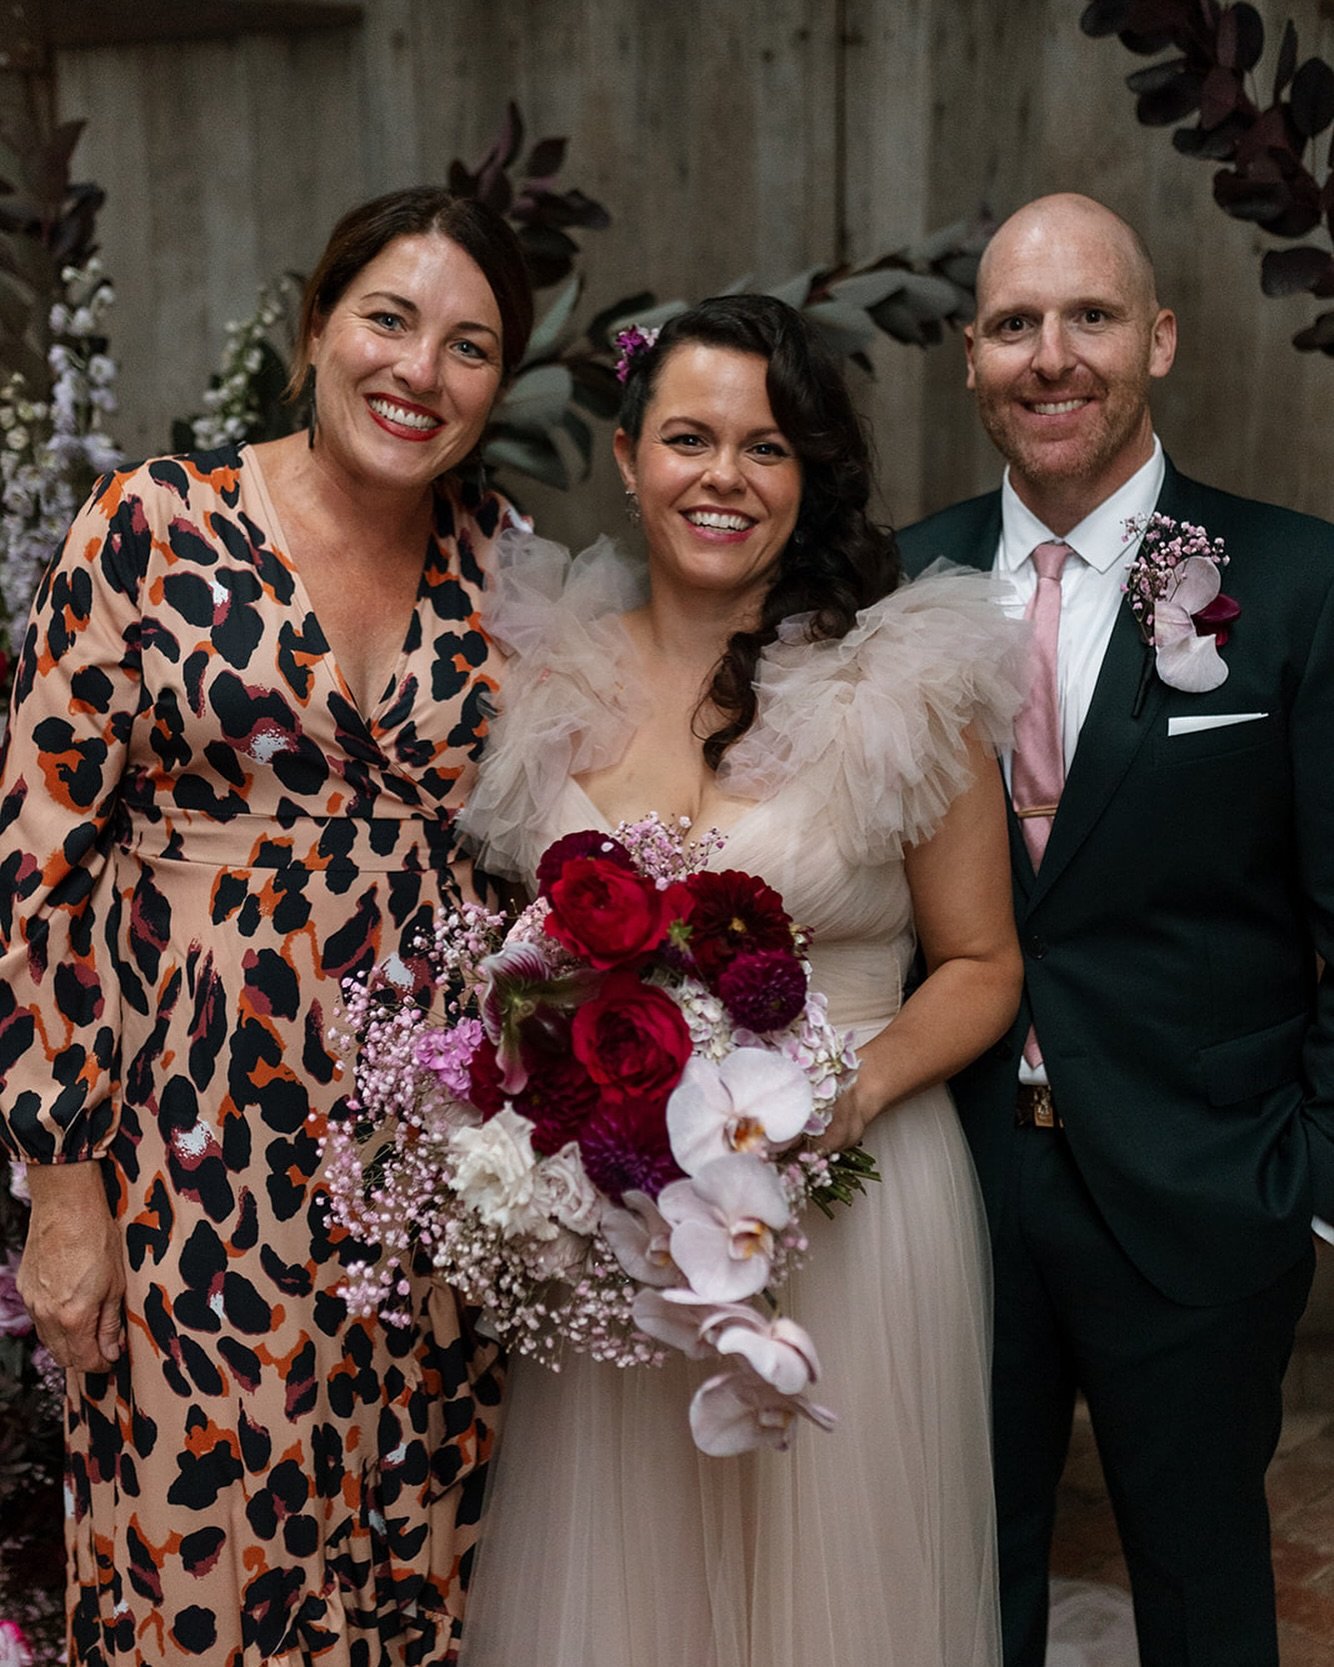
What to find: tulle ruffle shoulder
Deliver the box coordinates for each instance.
[716,564,1028,864]
[458,532,650,879]
[460,539,1027,877]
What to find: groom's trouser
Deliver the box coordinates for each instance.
[991,1120,1314,1667]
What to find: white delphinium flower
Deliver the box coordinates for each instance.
[0,257,122,655]
[191,279,291,450]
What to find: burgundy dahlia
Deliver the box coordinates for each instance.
[514,1055,601,1155]
[684,869,794,984]
[717,949,808,1033]
[467,1036,506,1118]
[577,1098,684,1203]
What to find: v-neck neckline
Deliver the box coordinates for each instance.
[242,442,436,731]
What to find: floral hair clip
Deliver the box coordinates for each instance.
[613,324,661,383]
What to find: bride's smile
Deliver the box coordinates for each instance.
[614,341,802,615]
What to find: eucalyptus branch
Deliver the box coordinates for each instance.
[1082,0,1334,351]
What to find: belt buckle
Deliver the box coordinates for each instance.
[1017,1084,1059,1128]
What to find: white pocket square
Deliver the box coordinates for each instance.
[1167,712,1269,736]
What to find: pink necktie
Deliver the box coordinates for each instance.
[1013,541,1071,1070]
[1012,541,1072,868]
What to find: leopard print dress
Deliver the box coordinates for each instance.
[0,445,513,1666]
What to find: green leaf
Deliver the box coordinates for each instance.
[587,290,657,346]
[483,430,570,490]
[493,363,573,429]
[827,269,909,309]
[895,270,966,312]
[559,406,593,468]
[522,273,582,364]
[765,265,822,308]
[800,298,877,356]
[600,297,688,341]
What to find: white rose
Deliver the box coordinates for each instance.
[534,1142,603,1236]
[449,1109,557,1240]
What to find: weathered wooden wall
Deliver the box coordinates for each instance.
[51,0,1334,548]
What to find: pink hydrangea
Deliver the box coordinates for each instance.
[414,1018,484,1101]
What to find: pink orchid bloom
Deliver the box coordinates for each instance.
[666,1050,813,1175]
[689,1362,836,1456]
[1152,555,1230,693]
[657,1152,791,1302]
[632,1288,765,1357]
[712,1309,822,1395]
[601,1188,678,1287]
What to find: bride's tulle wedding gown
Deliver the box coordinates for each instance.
[456,536,1028,1667]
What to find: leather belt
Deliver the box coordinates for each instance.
[1016,1083,1062,1129]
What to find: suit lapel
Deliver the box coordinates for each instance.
[1025,462,1184,909]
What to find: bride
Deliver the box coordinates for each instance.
[457,294,1026,1666]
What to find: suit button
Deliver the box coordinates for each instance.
[1024,934,1047,959]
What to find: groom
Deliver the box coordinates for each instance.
[897,192,1334,1667]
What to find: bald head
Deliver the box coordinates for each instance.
[964,192,1176,534]
[977,194,1159,317]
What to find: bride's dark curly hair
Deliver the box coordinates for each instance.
[617,294,902,768]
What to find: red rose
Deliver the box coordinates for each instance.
[536,830,634,898]
[546,857,675,968]
[683,869,794,984]
[571,970,692,1103]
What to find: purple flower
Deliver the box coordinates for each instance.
[577,1097,684,1203]
[612,324,661,383]
[414,1019,485,1100]
[0,1252,32,1338]
[717,949,807,1032]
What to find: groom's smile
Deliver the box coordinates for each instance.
[963,196,1177,531]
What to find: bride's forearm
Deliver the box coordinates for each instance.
[853,947,1022,1120]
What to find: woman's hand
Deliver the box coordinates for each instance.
[814,1079,877,1154]
[19,1163,125,1372]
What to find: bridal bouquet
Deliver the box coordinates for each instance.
[324,815,870,1455]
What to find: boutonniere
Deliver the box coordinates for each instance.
[1122,513,1241,717]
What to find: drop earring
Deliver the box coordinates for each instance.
[624,488,641,525]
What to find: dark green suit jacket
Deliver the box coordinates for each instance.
[898,461,1334,1306]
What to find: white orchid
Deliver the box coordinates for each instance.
[631,1289,762,1358]
[689,1362,836,1456]
[1151,555,1230,693]
[657,1152,791,1302]
[601,1188,678,1286]
[666,1049,813,1174]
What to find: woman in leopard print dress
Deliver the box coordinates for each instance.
[0,187,532,1666]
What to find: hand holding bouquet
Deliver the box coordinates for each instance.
[324,816,872,1454]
